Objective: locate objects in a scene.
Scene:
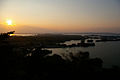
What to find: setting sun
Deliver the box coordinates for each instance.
[6,19,13,25]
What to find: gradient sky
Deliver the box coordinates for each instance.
[0,0,120,33]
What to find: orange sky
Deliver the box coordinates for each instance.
[0,0,120,33]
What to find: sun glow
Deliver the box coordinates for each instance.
[6,19,13,25]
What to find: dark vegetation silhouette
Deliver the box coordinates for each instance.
[0,32,120,80]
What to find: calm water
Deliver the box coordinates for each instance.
[11,33,120,67]
[48,41,120,68]
[64,33,120,36]
[12,33,120,36]
[11,33,37,36]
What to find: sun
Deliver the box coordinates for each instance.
[6,19,13,25]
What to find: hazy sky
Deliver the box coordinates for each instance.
[0,0,120,33]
